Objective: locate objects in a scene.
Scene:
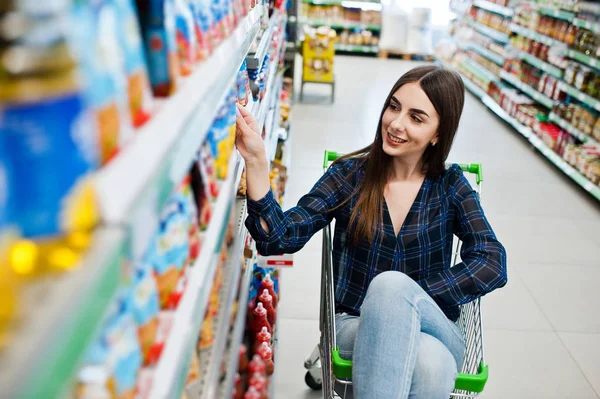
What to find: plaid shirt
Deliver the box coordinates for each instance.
[245,158,507,321]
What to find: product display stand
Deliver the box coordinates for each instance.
[437,0,600,200]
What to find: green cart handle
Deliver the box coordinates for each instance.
[458,163,483,185]
[324,151,483,185]
[323,150,344,168]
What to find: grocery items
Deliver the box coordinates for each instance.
[175,0,198,76]
[114,0,154,127]
[302,26,335,83]
[136,0,180,96]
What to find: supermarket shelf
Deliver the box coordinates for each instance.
[267,75,284,162]
[565,49,600,70]
[557,81,600,112]
[194,199,249,399]
[469,42,506,66]
[517,50,563,79]
[480,96,600,200]
[573,18,600,34]
[95,8,261,259]
[442,59,600,201]
[247,11,280,69]
[509,22,567,48]
[335,43,379,53]
[465,19,510,43]
[221,255,254,399]
[302,0,382,10]
[473,0,514,17]
[149,153,240,399]
[305,18,381,31]
[0,228,126,399]
[539,7,575,22]
[548,112,600,145]
[437,57,488,98]
[463,57,499,83]
[499,70,554,108]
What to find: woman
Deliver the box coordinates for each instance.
[235,65,507,399]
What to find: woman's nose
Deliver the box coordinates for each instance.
[390,114,406,132]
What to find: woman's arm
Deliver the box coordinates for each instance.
[236,104,347,255]
[418,169,507,309]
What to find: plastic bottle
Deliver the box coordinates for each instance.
[254,326,271,353]
[258,289,276,328]
[233,373,244,399]
[243,386,261,399]
[252,302,271,334]
[248,354,266,376]
[248,372,268,396]
[256,342,274,376]
[260,274,278,308]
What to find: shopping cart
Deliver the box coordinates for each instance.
[304,150,489,399]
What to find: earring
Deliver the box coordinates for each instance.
[431,141,437,146]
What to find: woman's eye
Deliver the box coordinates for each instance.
[411,115,422,123]
[389,103,399,111]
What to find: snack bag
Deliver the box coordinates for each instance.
[126,264,160,365]
[136,0,180,96]
[174,0,197,76]
[147,187,190,308]
[115,0,153,127]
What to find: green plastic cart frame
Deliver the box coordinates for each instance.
[303,150,488,398]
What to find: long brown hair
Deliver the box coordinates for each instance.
[334,66,465,244]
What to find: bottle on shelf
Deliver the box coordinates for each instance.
[256,341,275,376]
[258,289,276,327]
[248,354,267,376]
[252,302,272,334]
[254,326,272,353]
[260,274,278,308]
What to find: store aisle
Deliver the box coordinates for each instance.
[274,55,600,399]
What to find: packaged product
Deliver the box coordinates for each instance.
[136,0,180,96]
[0,5,99,273]
[198,142,220,199]
[125,264,160,364]
[189,0,213,61]
[237,60,251,106]
[174,0,197,76]
[147,182,191,308]
[77,309,143,399]
[146,311,174,364]
[186,349,201,385]
[135,367,155,399]
[73,0,135,165]
[190,160,213,231]
[114,0,153,127]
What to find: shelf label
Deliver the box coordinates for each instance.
[257,253,294,267]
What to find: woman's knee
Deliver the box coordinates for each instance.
[366,271,420,301]
[411,334,457,398]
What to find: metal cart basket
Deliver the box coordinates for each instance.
[304,150,488,398]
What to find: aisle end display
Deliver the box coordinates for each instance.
[435,0,600,200]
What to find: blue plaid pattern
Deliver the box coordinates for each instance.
[245,158,507,321]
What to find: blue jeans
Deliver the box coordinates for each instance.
[336,271,466,399]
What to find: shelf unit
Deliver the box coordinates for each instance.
[499,70,555,108]
[0,229,126,399]
[548,112,600,145]
[334,43,379,53]
[438,58,600,201]
[557,81,600,112]
[95,7,262,259]
[466,19,510,43]
[473,0,514,17]
[188,200,249,399]
[247,11,281,69]
[516,50,564,79]
[468,42,506,66]
[538,6,575,21]
[304,18,381,31]
[572,17,600,34]
[565,49,600,70]
[509,22,567,48]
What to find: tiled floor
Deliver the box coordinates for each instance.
[273,56,600,398]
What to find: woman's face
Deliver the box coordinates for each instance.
[381,82,440,161]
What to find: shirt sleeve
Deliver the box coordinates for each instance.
[245,161,348,256]
[418,168,507,309]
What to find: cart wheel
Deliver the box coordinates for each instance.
[305,371,322,390]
